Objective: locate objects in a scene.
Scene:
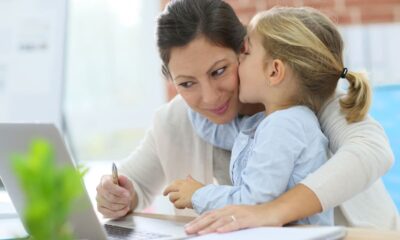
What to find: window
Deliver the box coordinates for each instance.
[341,23,400,210]
[341,23,400,86]
[65,0,165,161]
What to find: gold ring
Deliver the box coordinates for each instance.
[230,215,236,222]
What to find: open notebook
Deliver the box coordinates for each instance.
[189,226,346,240]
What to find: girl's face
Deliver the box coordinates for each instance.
[238,30,269,104]
[168,36,241,124]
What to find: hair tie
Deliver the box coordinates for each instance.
[340,68,348,78]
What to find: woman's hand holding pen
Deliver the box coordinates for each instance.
[96,174,137,218]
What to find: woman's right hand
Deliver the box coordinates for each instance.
[96,174,137,218]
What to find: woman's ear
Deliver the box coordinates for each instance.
[264,59,285,86]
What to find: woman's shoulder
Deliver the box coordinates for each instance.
[151,95,206,145]
[153,95,190,127]
[318,89,345,120]
[155,95,188,115]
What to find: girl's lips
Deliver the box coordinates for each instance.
[210,100,229,115]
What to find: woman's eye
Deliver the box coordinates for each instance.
[211,67,226,77]
[179,82,194,88]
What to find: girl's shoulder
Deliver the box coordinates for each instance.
[263,106,317,126]
[254,106,321,141]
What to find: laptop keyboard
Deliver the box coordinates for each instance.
[105,224,171,240]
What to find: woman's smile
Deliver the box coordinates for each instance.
[208,100,230,115]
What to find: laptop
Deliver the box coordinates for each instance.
[0,123,188,240]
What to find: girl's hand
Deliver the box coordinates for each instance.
[163,175,204,209]
[185,204,282,235]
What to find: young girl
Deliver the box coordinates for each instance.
[163,6,371,226]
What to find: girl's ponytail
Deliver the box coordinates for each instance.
[339,70,372,123]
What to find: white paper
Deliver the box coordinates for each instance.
[0,0,66,126]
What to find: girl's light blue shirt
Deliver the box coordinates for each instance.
[188,106,333,225]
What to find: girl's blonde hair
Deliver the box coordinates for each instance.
[249,7,371,123]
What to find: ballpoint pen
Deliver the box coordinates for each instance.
[112,162,119,185]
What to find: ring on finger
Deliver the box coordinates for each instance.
[230,215,236,222]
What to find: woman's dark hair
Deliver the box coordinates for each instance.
[157,0,246,78]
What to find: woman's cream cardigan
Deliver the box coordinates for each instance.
[119,92,399,230]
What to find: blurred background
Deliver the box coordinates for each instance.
[0,0,399,213]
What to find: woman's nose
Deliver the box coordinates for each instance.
[201,82,219,105]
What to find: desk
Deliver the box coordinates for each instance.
[79,161,400,239]
[2,180,400,240]
[1,209,399,239]
[132,212,400,240]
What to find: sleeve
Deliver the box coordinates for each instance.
[192,116,306,214]
[118,127,166,211]
[301,92,395,211]
[187,109,241,150]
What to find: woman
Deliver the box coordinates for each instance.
[95,0,399,231]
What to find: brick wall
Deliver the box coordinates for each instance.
[224,0,400,25]
[161,0,400,25]
[161,0,400,100]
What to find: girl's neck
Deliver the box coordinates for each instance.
[263,100,298,116]
[237,102,265,116]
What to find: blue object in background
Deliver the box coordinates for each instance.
[370,85,400,210]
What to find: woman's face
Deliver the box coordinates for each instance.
[168,36,240,124]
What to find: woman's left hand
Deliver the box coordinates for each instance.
[163,175,204,209]
[184,204,282,235]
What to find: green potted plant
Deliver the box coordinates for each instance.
[11,138,86,240]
